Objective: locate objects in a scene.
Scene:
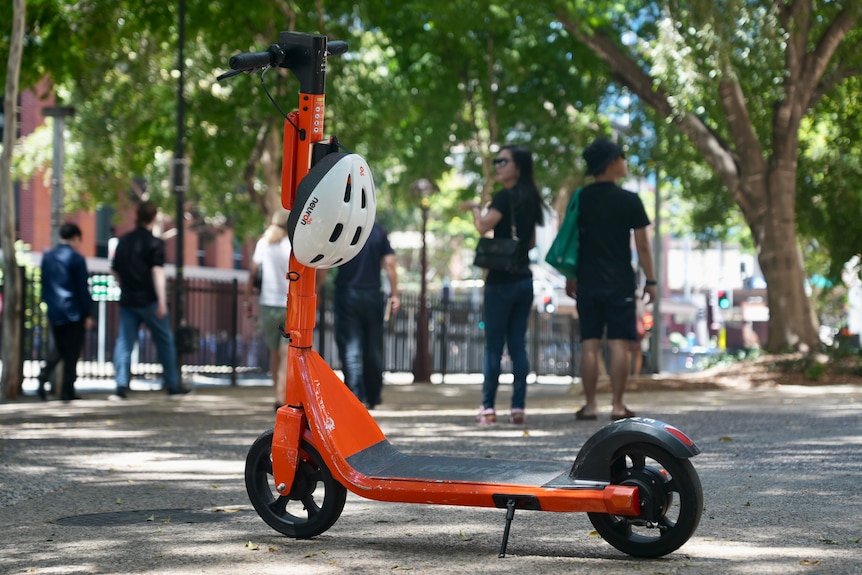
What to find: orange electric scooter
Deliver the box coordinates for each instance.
[219,31,703,558]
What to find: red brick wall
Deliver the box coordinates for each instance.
[16,80,253,270]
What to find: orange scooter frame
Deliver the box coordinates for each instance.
[222,31,703,559]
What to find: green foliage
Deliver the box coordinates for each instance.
[4,0,862,290]
[797,75,862,284]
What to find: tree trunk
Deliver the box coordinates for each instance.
[1,0,26,400]
[756,168,820,352]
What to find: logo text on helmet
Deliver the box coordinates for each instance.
[301,196,319,226]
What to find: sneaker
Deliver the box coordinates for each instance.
[108,387,128,401]
[35,374,49,400]
[509,408,526,425]
[476,407,497,425]
[167,385,193,397]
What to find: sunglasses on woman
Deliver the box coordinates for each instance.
[492,157,510,167]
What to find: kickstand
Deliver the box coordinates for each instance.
[498,499,517,558]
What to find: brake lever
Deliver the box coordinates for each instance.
[216,69,246,82]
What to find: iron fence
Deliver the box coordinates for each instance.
[2,266,581,384]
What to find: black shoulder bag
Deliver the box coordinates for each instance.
[473,190,521,273]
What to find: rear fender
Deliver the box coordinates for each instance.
[571,417,700,481]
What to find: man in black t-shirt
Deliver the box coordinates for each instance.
[567,138,656,421]
[110,201,190,399]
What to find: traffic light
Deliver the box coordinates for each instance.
[541,294,556,314]
[717,289,731,310]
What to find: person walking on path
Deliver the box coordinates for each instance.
[245,210,292,409]
[110,201,190,399]
[567,137,656,421]
[36,223,94,401]
[462,144,547,425]
[319,222,399,409]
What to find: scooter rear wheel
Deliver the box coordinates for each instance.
[587,442,702,557]
[245,429,347,538]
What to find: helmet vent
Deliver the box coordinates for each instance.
[344,176,352,203]
[310,254,325,264]
[361,188,367,209]
[329,223,344,243]
[350,226,363,246]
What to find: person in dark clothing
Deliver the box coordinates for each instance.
[462,144,548,425]
[37,223,94,401]
[320,223,399,409]
[567,137,656,421]
[110,201,190,399]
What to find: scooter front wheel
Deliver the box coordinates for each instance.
[245,429,347,538]
[587,442,703,557]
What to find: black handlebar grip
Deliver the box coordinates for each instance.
[229,51,273,71]
[328,41,348,56]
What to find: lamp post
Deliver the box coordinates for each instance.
[173,0,188,365]
[650,145,663,374]
[411,179,435,383]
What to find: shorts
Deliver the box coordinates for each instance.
[259,305,288,351]
[576,286,637,341]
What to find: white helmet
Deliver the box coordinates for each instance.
[287,152,376,268]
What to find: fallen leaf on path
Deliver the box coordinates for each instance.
[245,541,260,551]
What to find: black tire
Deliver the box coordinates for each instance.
[587,443,703,557]
[245,429,347,538]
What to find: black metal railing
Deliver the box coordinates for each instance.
[2,266,581,384]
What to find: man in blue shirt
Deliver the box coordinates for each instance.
[37,223,94,401]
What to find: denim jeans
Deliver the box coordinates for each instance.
[482,276,533,410]
[334,286,386,406]
[113,303,180,392]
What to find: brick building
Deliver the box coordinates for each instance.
[8,81,251,273]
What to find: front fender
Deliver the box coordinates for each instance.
[571,417,700,481]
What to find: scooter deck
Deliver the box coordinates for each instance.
[346,439,602,489]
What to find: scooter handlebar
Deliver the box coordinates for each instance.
[327,40,348,56]
[229,44,286,71]
[226,40,346,75]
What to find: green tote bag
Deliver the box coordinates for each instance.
[544,188,581,279]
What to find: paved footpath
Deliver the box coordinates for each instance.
[1,376,860,575]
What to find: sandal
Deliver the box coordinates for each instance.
[610,408,636,420]
[476,407,497,425]
[509,408,525,425]
[575,407,598,421]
